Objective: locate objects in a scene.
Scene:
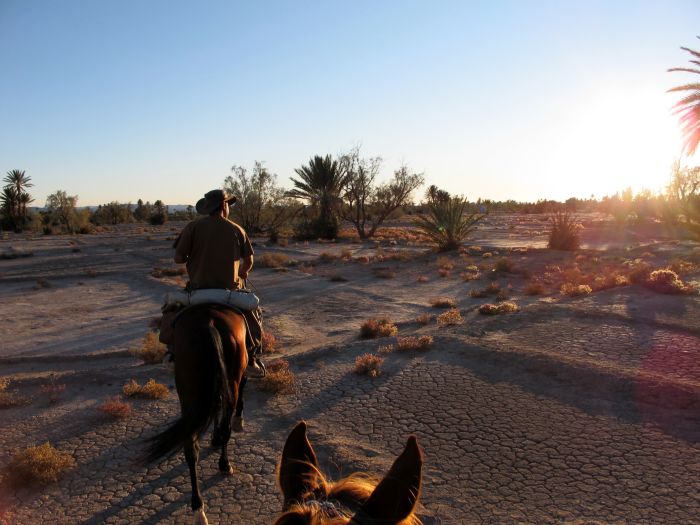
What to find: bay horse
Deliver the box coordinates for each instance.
[145,304,248,525]
[274,422,423,525]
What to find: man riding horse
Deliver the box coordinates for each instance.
[171,188,264,378]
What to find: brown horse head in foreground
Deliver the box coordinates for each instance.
[274,421,423,525]
[145,304,249,525]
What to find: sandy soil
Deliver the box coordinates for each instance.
[0,215,698,525]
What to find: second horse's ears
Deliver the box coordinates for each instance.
[278,421,321,508]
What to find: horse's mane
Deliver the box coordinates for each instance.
[277,466,422,525]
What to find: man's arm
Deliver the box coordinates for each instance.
[239,255,253,281]
[174,224,192,264]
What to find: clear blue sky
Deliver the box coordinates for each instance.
[1,0,698,206]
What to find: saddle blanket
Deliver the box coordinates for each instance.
[164,288,259,311]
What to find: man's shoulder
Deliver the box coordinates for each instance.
[224,219,248,236]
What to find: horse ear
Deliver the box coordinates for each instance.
[279,421,320,507]
[355,435,423,524]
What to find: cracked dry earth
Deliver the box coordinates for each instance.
[0,224,699,524]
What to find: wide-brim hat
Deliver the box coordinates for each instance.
[195,189,236,215]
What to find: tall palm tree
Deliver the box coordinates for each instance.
[287,155,348,238]
[3,170,33,220]
[669,38,700,156]
[1,186,17,218]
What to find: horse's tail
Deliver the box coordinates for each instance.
[144,320,232,463]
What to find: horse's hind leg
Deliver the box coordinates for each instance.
[184,437,205,513]
[233,375,247,432]
[218,392,235,475]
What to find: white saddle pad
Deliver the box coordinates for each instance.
[165,288,259,311]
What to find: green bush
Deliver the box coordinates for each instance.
[413,197,484,251]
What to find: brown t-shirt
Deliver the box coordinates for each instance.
[174,215,254,290]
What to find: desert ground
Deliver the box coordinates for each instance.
[0,214,699,525]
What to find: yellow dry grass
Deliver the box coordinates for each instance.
[396,335,433,351]
[258,359,295,394]
[5,443,75,487]
[436,308,463,325]
[131,332,166,364]
[353,353,384,377]
[122,379,169,399]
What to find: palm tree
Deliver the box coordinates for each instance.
[3,170,33,222]
[1,186,17,219]
[288,155,348,238]
[668,38,700,156]
[414,196,484,251]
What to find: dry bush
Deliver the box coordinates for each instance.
[437,308,463,325]
[319,252,340,263]
[482,252,493,258]
[257,252,289,268]
[669,259,697,274]
[493,258,516,273]
[524,281,545,295]
[0,377,9,392]
[628,261,652,284]
[132,332,166,364]
[262,331,277,352]
[98,397,133,419]
[461,271,480,281]
[0,378,30,409]
[373,267,396,279]
[360,318,398,339]
[436,256,454,270]
[84,268,98,278]
[469,288,488,298]
[258,359,295,394]
[329,274,349,282]
[340,248,353,259]
[396,335,433,351]
[645,269,693,294]
[417,275,429,283]
[478,302,519,315]
[122,379,169,399]
[378,344,395,354]
[592,273,629,291]
[4,443,75,487]
[353,353,384,377]
[437,268,450,278]
[0,247,34,259]
[152,266,186,278]
[560,283,593,296]
[355,255,371,264]
[40,377,65,405]
[431,297,457,308]
[34,278,51,289]
[548,212,581,251]
[416,313,433,325]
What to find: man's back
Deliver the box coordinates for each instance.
[174,215,253,290]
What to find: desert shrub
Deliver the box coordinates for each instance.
[560,283,593,296]
[0,377,8,392]
[258,359,295,393]
[478,302,519,315]
[628,261,652,284]
[353,354,384,377]
[84,268,97,278]
[524,281,545,295]
[592,273,629,291]
[436,256,454,270]
[360,318,398,339]
[436,308,463,325]
[645,269,693,294]
[4,443,75,487]
[132,332,166,364]
[262,331,277,352]
[396,335,433,351]
[98,397,133,419]
[482,252,493,258]
[152,266,186,278]
[413,196,484,251]
[417,276,430,283]
[373,267,396,279]
[0,378,30,409]
[437,268,450,278]
[319,252,339,262]
[329,274,349,282]
[469,288,488,298]
[378,344,395,354]
[493,258,516,273]
[40,376,65,405]
[669,258,697,274]
[548,212,581,251]
[34,278,51,289]
[416,313,432,325]
[0,247,33,259]
[257,252,289,268]
[122,379,169,399]
[431,297,457,308]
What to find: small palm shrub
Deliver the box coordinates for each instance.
[258,359,295,393]
[645,269,693,294]
[132,332,166,364]
[413,197,484,251]
[353,354,384,377]
[98,397,133,419]
[122,379,169,399]
[436,308,463,325]
[396,335,433,351]
[5,443,75,487]
[360,318,398,338]
[548,212,581,251]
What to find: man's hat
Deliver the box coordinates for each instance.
[195,189,236,215]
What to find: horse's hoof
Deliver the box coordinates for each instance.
[232,416,244,432]
[219,462,234,476]
[192,508,209,525]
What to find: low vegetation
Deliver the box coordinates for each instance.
[257,252,290,268]
[436,308,463,325]
[0,378,30,409]
[430,297,457,308]
[98,397,133,419]
[261,331,277,352]
[353,353,384,377]
[122,379,169,399]
[40,376,66,405]
[360,318,398,339]
[258,359,295,394]
[131,332,166,364]
[4,443,75,487]
[396,335,433,351]
[645,269,694,294]
[560,283,593,297]
[548,212,581,251]
[416,313,432,325]
[413,195,484,251]
[478,302,519,315]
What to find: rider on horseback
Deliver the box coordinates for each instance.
[171,188,265,378]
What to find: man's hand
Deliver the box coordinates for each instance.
[239,270,249,281]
